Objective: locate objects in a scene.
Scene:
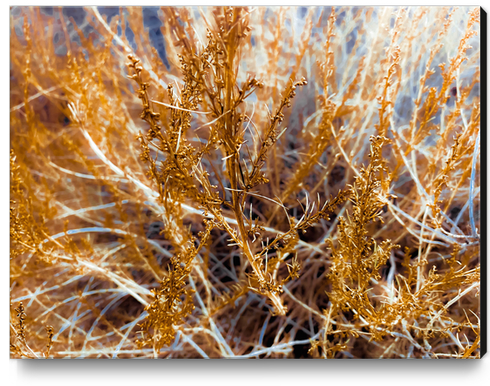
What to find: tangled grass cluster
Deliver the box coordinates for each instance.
[10,6,482,359]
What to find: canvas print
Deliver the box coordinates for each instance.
[10,6,483,359]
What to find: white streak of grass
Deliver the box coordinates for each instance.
[283,286,326,320]
[179,333,209,358]
[235,333,320,359]
[469,130,480,237]
[10,86,59,112]
[78,259,150,306]
[188,275,235,357]
[112,312,148,359]
[151,99,212,115]
[42,227,171,258]
[91,6,167,90]
[49,161,128,182]
[55,200,129,220]
[430,282,480,324]
[80,294,127,357]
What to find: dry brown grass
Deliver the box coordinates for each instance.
[10,6,481,359]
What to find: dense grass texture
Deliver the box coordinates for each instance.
[10,6,481,359]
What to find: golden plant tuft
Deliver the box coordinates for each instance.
[10,6,481,358]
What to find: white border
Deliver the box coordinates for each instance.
[4,1,489,385]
